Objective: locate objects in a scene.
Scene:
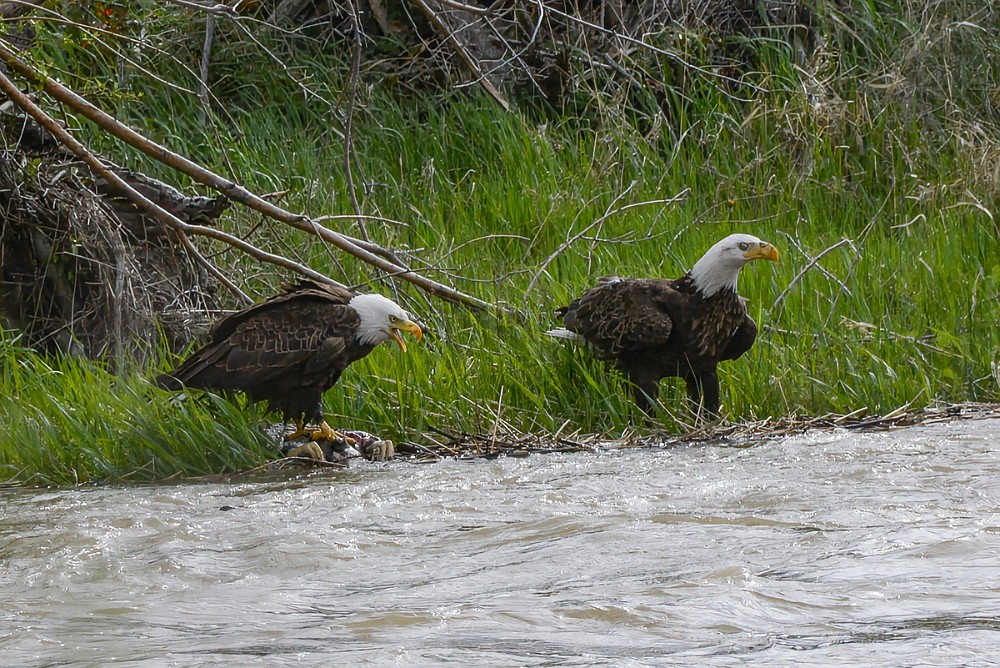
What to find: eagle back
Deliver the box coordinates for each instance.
[225,288,368,381]
[562,278,678,356]
[161,281,366,395]
[561,276,751,364]
[207,280,355,344]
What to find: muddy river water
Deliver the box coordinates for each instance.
[3,418,1000,666]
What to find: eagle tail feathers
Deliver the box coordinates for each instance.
[544,328,582,342]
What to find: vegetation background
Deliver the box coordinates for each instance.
[0,0,997,485]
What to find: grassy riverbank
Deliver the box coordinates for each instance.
[1,1,998,484]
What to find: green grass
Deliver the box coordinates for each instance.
[0,335,274,486]
[1,1,998,484]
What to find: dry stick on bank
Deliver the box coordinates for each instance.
[0,40,499,314]
[396,402,1000,462]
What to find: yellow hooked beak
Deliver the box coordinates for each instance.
[744,242,780,262]
[389,320,423,353]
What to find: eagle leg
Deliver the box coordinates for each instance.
[626,369,660,415]
[685,369,721,419]
[285,420,309,441]
[284,420,356,446]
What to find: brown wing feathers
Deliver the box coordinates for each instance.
[555,274,756,415]
[562,279,677,355]
[156,281,360,397]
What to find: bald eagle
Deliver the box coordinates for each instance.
[156,280,422,451]
[547,234,779,416]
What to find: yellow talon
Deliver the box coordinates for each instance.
[311,421,355,445]
[285,420,308,441]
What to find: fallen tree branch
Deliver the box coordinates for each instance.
[410,0,511,112]
[0,69,358,304]
[0,39,499,314]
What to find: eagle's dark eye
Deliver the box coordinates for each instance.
[389,315,399,323]
[738,242,749,251]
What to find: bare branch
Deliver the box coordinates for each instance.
[159,0,239,17]
[0,39,498,313]
[525,189,690,296]
[0,68,368,309]
[197,12,216,127]
[430,0,494,16]
[770,238,851,310]
[342,0,369,241]
[543,4,764,98]
[411,0,511,112]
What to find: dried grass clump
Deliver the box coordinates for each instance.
[953,123,1000,203]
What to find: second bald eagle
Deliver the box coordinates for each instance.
[547,234,779,416]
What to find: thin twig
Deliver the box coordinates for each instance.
[770,238,851,310]
[197,11,215,127]
[430,0,494,16]
[2,5,201,96]
[821,196,887,331]
[525,189,689,296]
[341,0,369,241]
[160,0,239,17]
[544,5,764,98]
[776,229,851,293]
[454,0,545,96]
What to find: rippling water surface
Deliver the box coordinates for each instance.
[4,418,1000,666]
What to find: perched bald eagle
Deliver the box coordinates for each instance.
[547,234,779,416]
[156,280,422,447]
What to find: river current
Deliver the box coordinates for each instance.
[3,417,1000,666]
